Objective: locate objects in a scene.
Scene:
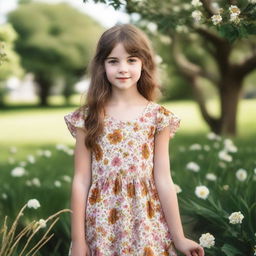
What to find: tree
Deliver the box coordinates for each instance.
[8,2,104,106]
[0,24,23,107]
[85,0,256,136]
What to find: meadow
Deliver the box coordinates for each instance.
[0,96,255,255]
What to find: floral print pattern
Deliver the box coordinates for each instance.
[64,101,181,256]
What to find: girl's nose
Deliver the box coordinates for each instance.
[118,62,128,73]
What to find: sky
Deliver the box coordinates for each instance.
[0,0,130,27]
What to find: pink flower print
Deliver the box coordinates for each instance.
[111,156,122,167]
[139,117,146,122]
[141,162,147,170]
[128,164,137,172]
[98,167,104,175]
[102,181,110,192]
[145,112,152,117]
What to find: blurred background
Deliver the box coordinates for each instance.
[0,0,256,255]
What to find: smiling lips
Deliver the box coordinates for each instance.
[116,77,130,80]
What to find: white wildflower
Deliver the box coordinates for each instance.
[8,157,15,164]
[9,146,17,154]
[218,150,232,162]
[66,149,74,155]
[249,0,256,3]
[195,185,209,199]
[43,150,52,157]
[26,180,32,186]
[173,6,181,12]
[155,55,163,64]
[174,184,182,194]
[228,211,244,224]
[62,175,72,183]
[31,178,41,187]
[183,3,192,10]
[223,184,229,190]
[213,142,220,149]
[176,25,189,33]
[211,2,220,11]
[211,14,222,25]
[206,173,217,181]
[219,161,226,168]
[203,145,210,151]
[159,35,172,44]
[19,161,27,167]
[36,150,44,156]
[229,5,241,15]
[199,233,215,248]
[186,162,200,172]
[191,0,202,7]
[56,144,67,151]
[189,144,202,150]
[147,22,158,33]
[54,180,62,187]
[11,167,26,177]
[27,199,41,209]
[224,139,237,153]
[192,10,202,22]
[2,193,7,199]
[207,132,218,140]
[236,168,247,181]
[27,155,36,164]
[254,168,256,175]
[37,219,47,229]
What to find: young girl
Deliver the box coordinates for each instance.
[64,24,204,256]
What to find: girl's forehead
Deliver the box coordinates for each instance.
[107,42,139,57]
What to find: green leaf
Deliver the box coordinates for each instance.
[221,243,244,256]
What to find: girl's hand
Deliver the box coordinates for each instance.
[174,237,204,256]
[71,240,92,256]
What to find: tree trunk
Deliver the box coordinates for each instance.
[219,79,242,136]
[35,75,51,106]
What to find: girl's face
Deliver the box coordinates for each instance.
[104,43,142,91]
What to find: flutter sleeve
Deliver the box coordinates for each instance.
[155,105,181,139]
[64,107,87,138]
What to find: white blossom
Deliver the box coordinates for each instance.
[189,144,202,150]
[211,14,222,25]
[203,145,210,151]
[174,184,182,194]
[37,219,47,228]
[176,25,189,33]
[218,150,232,162]
[31,178,41,187]
[9,146,17,154]
[43,150,52,157]
[62,175,72,183]
[249,0,256,3]
[186,162,200,172]
[147,22,158,33]
[195,185,209,199]
[228,211,244,224]
[191,0,202,7]
[192,10,202,22]
[155,55,163,64]
[183,3,192,10]
[206,173,217,181]
[27,155,36,164]
[66,149,74,155]
[173,6,181,12]
[11,167,26,177]
[199,233,215,248]
[54,180,62,187]
[236,168,247,181]
[223,184,229,190]
[254,168,256,175]
[19,161,27,167]
[207,132,218,140]
[2,193,7,199]
[229,5,241,15]
[27,199,41,209]
[219,161,226,168]
[224,139,237,153]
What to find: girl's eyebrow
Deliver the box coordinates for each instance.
[106,55,137,60]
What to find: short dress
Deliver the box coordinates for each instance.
[64,101,181,256]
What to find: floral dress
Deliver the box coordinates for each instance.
[64,101,181,256]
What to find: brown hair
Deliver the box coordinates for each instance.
[81,24,160,151]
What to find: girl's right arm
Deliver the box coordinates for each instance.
[71,127,92,256]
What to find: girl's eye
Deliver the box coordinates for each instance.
[128,58,137,63]
[108,60,118,64]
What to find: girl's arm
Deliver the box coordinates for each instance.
[153,127,204,256]
[71,128,92,243]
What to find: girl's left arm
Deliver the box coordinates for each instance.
[153,127,204,256]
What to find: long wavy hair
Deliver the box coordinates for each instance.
[80,24,161,151]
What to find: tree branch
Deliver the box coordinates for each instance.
[234,54,256,78]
